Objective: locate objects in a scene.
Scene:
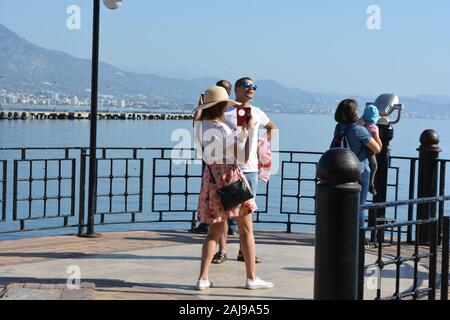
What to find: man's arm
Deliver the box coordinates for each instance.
[192,94,204,124]
[263,121,277,141]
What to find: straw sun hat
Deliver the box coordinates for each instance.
[194,86,240,112]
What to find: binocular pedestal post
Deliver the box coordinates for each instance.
[369,124,394,242]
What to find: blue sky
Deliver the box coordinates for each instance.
[1,0,450,96]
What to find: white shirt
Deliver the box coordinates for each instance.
[224,105,270,172]
[197,120,236,164]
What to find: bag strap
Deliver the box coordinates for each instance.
[201,143,242,187]
[337,123,364,158]
[199,120,246,186]
[205,163,218,185]
[336,123,352,137]
[205,157,243,186]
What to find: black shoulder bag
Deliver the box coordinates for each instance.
[201,121,254,211]
[206,162,254,211]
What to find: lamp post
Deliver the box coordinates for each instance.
[85,0,122,236]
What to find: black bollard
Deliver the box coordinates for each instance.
[314,148,362,300]
[417,130,441,245]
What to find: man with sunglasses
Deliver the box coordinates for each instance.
[211,77,277,264]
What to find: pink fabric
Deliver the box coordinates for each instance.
[257,137,272,183]
[197,163,257,225]
[365,124,378,136]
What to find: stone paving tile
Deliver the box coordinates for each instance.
[39,284,57,290]
[23,283,41,289]
[81,282,96,290]
[0,283,96,300]
[94,286,200,301]
[60,288,94,300]
[2,288,61,300]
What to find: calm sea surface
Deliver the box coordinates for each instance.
[2,112,450,158]
[1,109,450,239]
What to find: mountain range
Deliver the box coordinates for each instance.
[1,23,449,117]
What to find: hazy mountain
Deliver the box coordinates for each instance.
[120,65,210,80]
[0,23,204,103]
[413,95,450,105]
[1,23,449,117]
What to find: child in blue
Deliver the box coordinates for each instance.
[362,105,382,195]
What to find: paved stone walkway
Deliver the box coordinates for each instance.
[0,230,316,300]
[0,230,447,300]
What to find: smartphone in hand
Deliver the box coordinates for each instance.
[237,107,251,126]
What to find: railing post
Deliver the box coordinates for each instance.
[438,162,446,245]
[441,216,449,300]
[417,130,441,245]
[314,148,361,300]
[428,219,438,300]
[358,228,366,300]
[78,148,86,236]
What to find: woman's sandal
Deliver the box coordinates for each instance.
[212,251,227,264]
[237,250,262,264]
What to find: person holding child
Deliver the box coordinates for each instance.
[362,104,383,195]
[333,99,382,227]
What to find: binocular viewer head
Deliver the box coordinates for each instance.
[366,94,404,125]
[103,0,123,10]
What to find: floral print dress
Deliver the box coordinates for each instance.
[196,120,257,224]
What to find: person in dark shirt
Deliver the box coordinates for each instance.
[333,99,382,227]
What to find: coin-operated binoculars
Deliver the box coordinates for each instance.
[370,94,404,125]
[103,0,122,10]
[366,94,404,232]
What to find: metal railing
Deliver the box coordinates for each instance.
[313,142,449,300]
[1,144,449,300]
[377,156,450,243]
[359,197,450,300]
[0,146,449,236]
[0,147,324,235]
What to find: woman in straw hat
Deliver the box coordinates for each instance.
[194,86,273,290]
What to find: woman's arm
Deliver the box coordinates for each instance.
[192,94,204,125]
[233,132,252,163]
[373,130,383,149]
[366,137,382,154]
[226,115,255,163]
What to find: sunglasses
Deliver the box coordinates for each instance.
[241,82,257,90]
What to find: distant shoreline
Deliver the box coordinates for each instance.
[0,107,194,121]
[1,104,449,121]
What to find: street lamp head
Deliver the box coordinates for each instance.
[103,0,122,10]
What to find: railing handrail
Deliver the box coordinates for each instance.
[0,147,321,153]
[361,195,450,211]
[2,147,449,161]
[362,217,439,231]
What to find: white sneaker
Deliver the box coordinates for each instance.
[245,277,274,290]
[196,279,212,290]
